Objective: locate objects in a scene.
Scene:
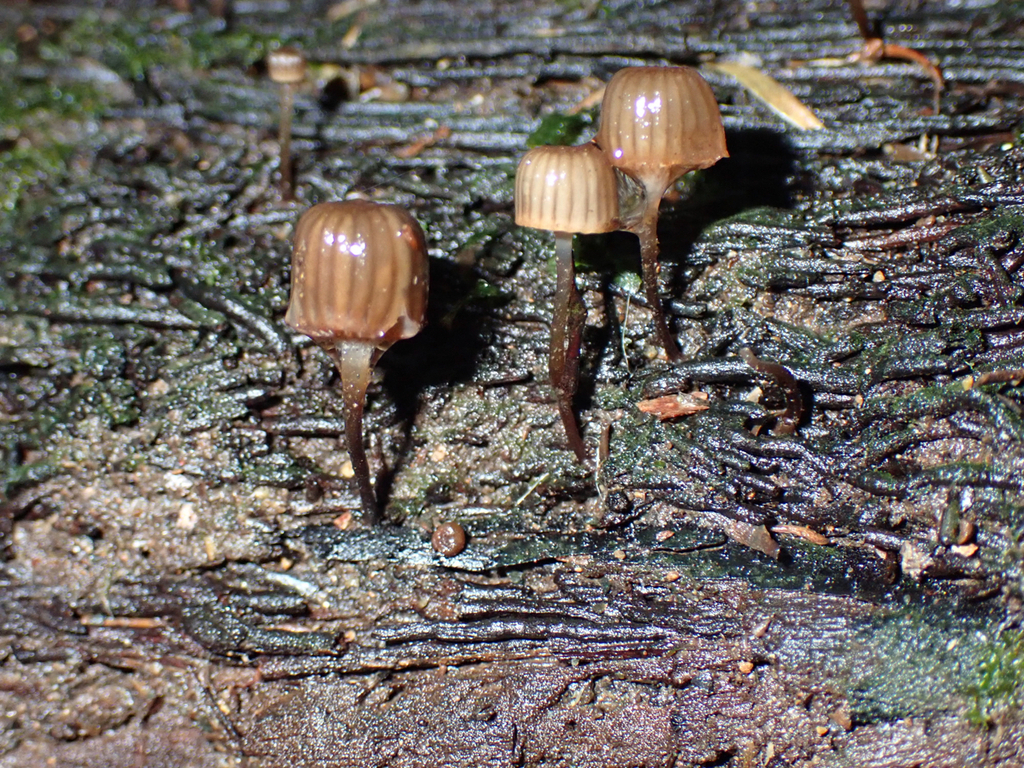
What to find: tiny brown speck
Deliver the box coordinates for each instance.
[432,522,467,556]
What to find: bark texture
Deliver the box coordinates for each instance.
[1,1,1023,766]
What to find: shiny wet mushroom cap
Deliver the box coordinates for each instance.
[267,46,307,84]
[514,143,621,235]
[286,200,428,520]
[286,200,428,350]
[596,65,728,193]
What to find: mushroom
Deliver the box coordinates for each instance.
[515,142,640,462]
[286,200,428,520]
[595,66,728,361]
[267,46,307,200]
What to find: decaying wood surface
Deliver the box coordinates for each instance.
[1,1,1023,766]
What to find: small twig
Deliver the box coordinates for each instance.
[740,348,805,435]
[709,61,824,131]
[846,0,874,40]
[771,524,830,546]
[846,0,944,113]
[595,420,613,500]
[621,291,632,374]
[962,368,1024,389]
[394,125,451,159]
[514,472,551,507]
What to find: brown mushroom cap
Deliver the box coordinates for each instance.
[595,66,728,190]
[431,522,467,556]
[285,200,428,350]
[514,143,621,235]
[267,46,307,84]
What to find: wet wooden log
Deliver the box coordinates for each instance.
[1,1,1023,766]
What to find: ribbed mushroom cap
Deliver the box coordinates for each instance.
[595,66,728,187]
[286,201,428,350]
[514,143,620,235]
[267,46,307,84]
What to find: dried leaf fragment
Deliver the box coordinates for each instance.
[830,706,853,732]
[709,60,824,130]
[637,391,710,420]
[341,21,363,50]
[772,524,829,546]
[951,543,979,558]
[724,519,780,560]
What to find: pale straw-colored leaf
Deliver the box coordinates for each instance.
[710,60,824,130]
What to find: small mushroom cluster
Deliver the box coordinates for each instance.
[516,66,728,459]
[278,64,727,531]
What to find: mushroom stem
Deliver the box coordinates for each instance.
[550,232,588,463]
[331,340,379,520]
[633,200,682,362]
[278,82,296,199]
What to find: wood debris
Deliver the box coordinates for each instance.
[961,368,1024,390]
[80,616,165,629]
[846,0,944,113]
[637,391,710,420]
[566,83,606,115]
[951,543,978,558]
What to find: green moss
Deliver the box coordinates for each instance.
[0,6,279,219]
[843,605,990,721]
[185,26,277,70]
[53,11,275,79]
[967,629,1024,725]
[1007,518,1024,589]
[0,41,103,122]
[821,601,1023,728]
[753,601,1003,726]
[526,110,595,149]
[465,164,517,202]
[3,458,60,494]
[600,403,673,487]
[70,379,141,428]
[0,142,75,215]
[0,37,101,214]
[241,453,309,487]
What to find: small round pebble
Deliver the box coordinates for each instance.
[431,522,467,556]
